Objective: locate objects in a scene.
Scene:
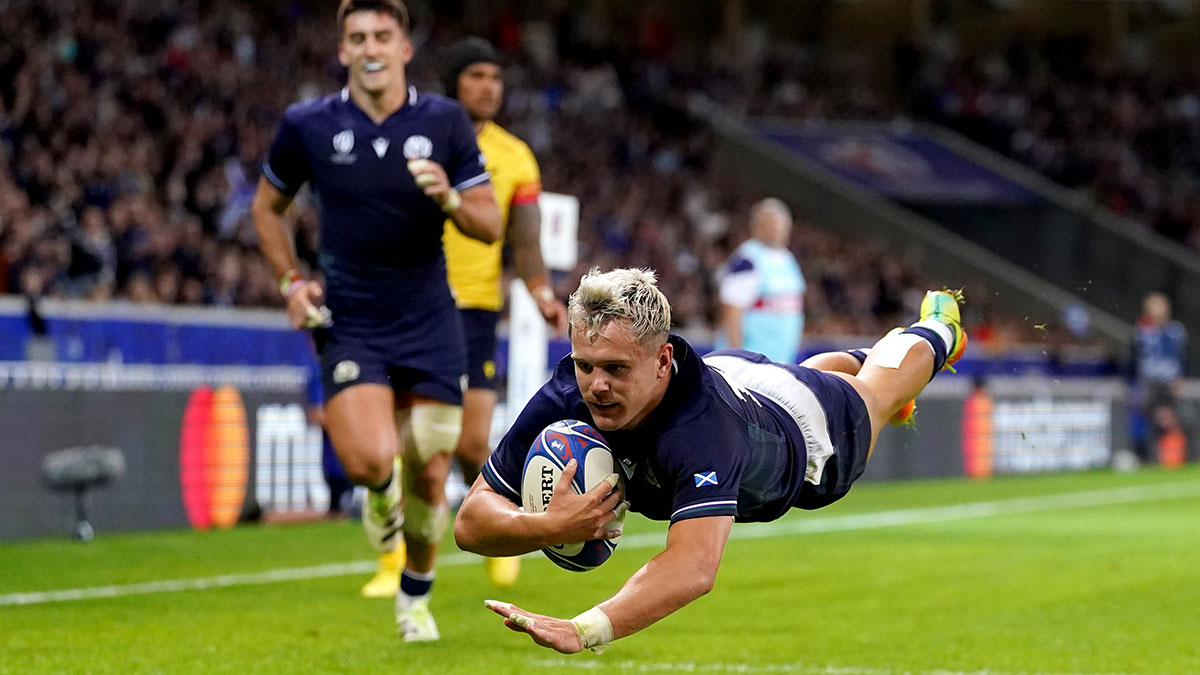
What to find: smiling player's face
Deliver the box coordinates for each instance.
[339,10,413,98]
[570,320,673,432]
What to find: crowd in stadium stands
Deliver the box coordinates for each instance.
[2,1,1178,355]
[906,35,1200,249]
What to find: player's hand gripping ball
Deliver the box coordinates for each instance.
[522,420,625,571]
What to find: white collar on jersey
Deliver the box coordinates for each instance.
[339,86,418,105]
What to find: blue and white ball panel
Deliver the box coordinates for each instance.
[522,420,624,571]
[544,539,619,572]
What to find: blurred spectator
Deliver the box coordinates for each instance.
[715,198,805,363]
[1129,292,1189,464]
[67,206,116,296]
[0,0,1126,355]
[909,36,1200,251]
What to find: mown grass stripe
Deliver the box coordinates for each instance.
[3,481,1196,607]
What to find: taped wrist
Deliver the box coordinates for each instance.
[279,269,304,298]
[441,188,461,213]
[571,606,614,654]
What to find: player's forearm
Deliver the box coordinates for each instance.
[455,486,559,556]
[254,211,298,279]
[449,185,503,244]
[597,544,717,641]
[508,203,548,287]
[251,179,298,279]
[720,304,744,348]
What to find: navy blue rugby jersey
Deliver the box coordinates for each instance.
[483,336,827,525]
[263,86,488,330]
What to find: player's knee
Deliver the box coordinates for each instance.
[801,352,856,372]
[339,453,394,487]
[327,420,397,486]
[409,403,462,463]
[396,403,460,540]
[411,452,451,503]
[455,433,491,467]
[403,493,449,544]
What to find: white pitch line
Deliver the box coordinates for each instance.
[530,657,1137,675]
[2,481,1197,607]
[722,480,1200,544]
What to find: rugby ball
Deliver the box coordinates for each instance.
[522,420,624,571]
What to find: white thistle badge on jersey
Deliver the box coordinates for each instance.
[332,360,360,384]
[331,129,356,164]
[403,135,432,160]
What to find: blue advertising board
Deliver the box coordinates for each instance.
[1,297,1111,377]
[760,124,1037,205]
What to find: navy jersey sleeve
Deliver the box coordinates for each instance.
[726,254,754,275]
[482,386,568,505]
[445,105,490,192]
[658,422,743,525]
[262,107,313,196]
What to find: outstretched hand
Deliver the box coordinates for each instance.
[484,600,584,654]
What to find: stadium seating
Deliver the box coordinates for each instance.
[909,37,1200,249]
[2,1,1185,360]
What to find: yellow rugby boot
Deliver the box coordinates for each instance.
[361,543,406,598]
[919,289,968,372]
[889,399,917,427]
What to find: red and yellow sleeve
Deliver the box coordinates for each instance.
[509,146,542,207]
[511,180,542,206]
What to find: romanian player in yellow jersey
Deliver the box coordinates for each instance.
[360,36,567,598]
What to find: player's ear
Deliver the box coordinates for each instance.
[399,34,414,65]
[657,341,673,377]
[338,41,350,68]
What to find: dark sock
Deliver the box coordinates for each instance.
[369,471,394,494]
[902,326,947,380]
[400,569,434,598]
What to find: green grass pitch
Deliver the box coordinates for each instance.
[2,467,1197,674]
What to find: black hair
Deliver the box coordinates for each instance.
[440,36,501,99]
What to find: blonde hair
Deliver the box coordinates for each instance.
[568,268,671,345]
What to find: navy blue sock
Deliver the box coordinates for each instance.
[400,569,434,599]
[369,471,393,493]
[902,326,947,380]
